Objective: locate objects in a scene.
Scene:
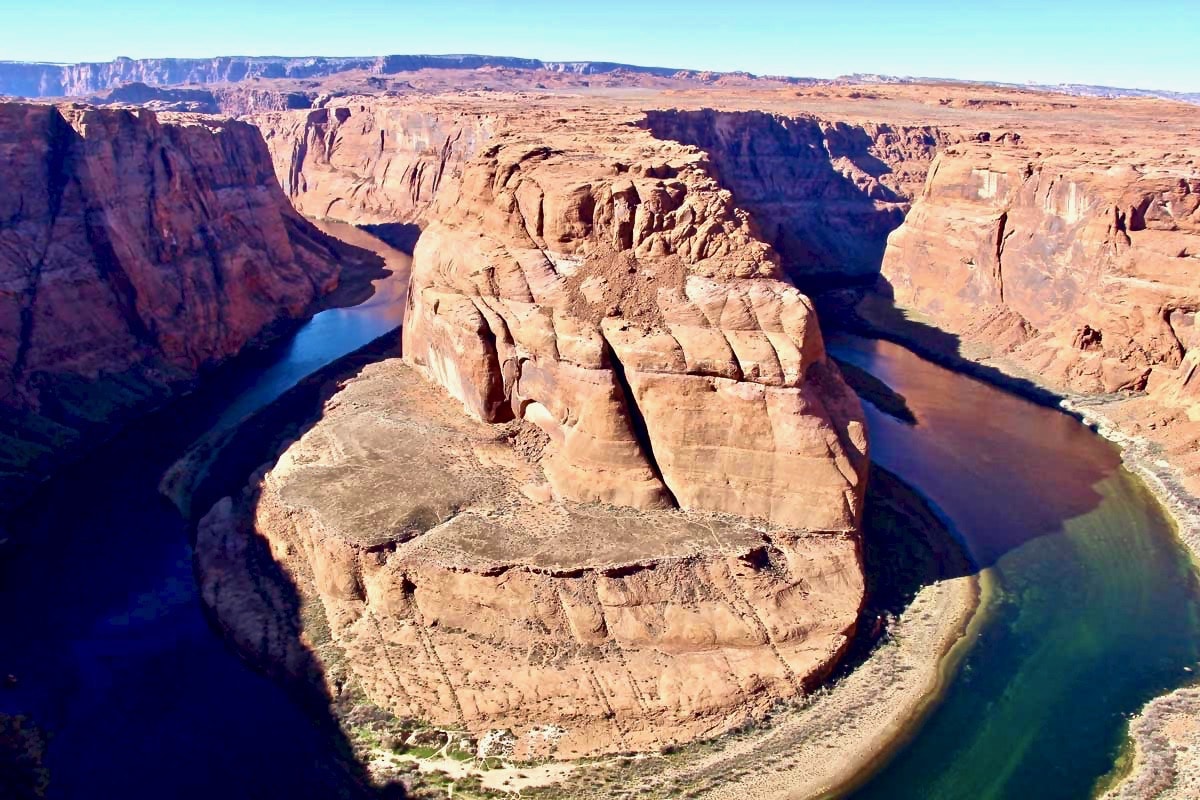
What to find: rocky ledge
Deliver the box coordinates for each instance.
[198,358,864,759]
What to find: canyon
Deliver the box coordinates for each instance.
[3,59,1200,800]
[0,101,383,511]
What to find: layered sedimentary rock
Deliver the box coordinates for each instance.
[643,109,947,279]
[883,143,1200,393]
[876,120,1200,490]
[404,113,869,528]
[87,82,315,116]
[0,101,353,508]
[254,102,491,225]
[201,99,870,758]
[199,360,865,758]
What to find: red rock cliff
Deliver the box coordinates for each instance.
[0,102,351,508]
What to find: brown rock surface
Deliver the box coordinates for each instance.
[874,109,1200,493]
[200,92,875,760]
[0,101,354,509]
[253,101,492,224]
[199,357,865,759]
[402,106,869,528]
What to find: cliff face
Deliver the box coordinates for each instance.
[200,97,870,760]
[643,109,948,280]
[0,102,350,509]
[253,102,492,225]
[197,359,864,759]
[882,144,1200,395]
[84,82,314,116]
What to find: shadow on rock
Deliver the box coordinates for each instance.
[817,283,1123,571]
[359,223,422,255]
[832,464,975,678]
[641,109,937,289]
[189,332,410,799]
[814,281,1067,409]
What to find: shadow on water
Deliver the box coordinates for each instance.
[819,287,1116,570]
[832,465,976,679]
[0,228,410,799]
[815,282,1066,409]
[190,332,413,799]
[358,223,422,255]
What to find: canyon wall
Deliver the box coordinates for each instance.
[253,101,492,225]
[0,102,354,509]
[643,109,948,281]
[882,143,1200,395]
[201,99,871,760]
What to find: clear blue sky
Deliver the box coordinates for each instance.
[2,0,1197,92]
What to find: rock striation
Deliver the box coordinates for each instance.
[883,143,1200,395]
[199,359,865,759]
[877,135,1200,489]
[643,109,947,280]
[253,101,492,225]
[200,97,870,760]
[0,101,355,509]
[404,112,869,528]
[0,54,723,99]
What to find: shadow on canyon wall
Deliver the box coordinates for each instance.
[0,267,401,798]
[358,223,423,256]
[189,331,413,799]
[641,109,916,288]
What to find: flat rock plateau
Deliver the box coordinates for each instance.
[4,58,1200,799]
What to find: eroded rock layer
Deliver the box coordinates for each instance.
[403,110,869,529]
[201,97,871,758]
[642,109,947,279]
[878,133,1200,489]
[0,101,351,508]
[254,101,492,224]
[199,358,864,759]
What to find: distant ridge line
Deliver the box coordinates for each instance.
[0,53,1195,105]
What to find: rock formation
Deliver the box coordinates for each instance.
[0,101,356,509]
[253,101,491,224]
[404,112,868,527]
[200,97,870,759]
[883,142,1200,392]
[0,55,732,100]
[643,110,947,280]
[877,132,1200,489]
[86,82,315,116]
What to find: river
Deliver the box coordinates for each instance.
[828,332,1200,800]
[2,229,1199,798]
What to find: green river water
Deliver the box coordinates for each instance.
[828,333,1200,800]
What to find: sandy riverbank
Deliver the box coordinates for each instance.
[1065,399,1200,800]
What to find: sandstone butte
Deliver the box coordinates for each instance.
[200,96,876,760]
[0,101,364,510]
[198,83,1200,776]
